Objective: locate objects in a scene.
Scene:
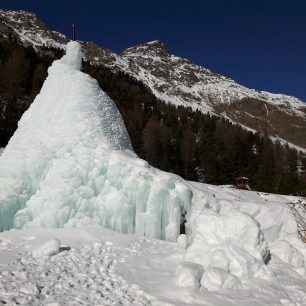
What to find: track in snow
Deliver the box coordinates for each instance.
[0,238,153,305]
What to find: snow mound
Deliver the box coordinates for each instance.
[175,262,203,288]
[177,234,188,250]
[0,41,192,241]
[184,208,269,289]
[201,267,242,290]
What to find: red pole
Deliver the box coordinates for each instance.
[72,22,76,41]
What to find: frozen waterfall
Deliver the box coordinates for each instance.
[0,41,192,241]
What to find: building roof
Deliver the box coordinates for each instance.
[235,176,249,181]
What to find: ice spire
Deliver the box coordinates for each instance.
[62,41,82,70]
[0,42,192,240]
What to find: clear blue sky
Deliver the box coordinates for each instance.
[2,0,306,101]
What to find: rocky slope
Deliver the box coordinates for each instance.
[1,9,306,150]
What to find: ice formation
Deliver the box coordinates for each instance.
[0,41,192,241]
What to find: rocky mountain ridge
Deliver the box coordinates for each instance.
[1,9,306,150]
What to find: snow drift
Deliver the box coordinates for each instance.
[0,41,192,241]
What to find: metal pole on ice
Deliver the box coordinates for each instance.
[72,22,76,41]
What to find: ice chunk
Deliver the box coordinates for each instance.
[61,41,82,70]
[175,262,203,288]
[177,234,188,250]
[32,238,61,257]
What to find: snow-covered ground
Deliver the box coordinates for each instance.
[1,41,306,305]
[1,185,306,305]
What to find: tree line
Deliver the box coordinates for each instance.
[0,39,305,195]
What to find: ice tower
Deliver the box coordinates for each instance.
[0,42,192,241]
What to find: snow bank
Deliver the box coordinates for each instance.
[182,208,269,289]
[0,41,192,241]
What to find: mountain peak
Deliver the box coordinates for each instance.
[0,9,67,49]
[0,9,37,17]
[121,39,169,57]
[0,9,39,25]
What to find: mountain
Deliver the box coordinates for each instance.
[121,41,306,151]
[1,9,306,151]
[1,9,306,197]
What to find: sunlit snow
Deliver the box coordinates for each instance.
[0,41,306,305]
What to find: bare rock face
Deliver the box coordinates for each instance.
[1,9,306,150]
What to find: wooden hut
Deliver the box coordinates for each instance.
[235,177,251,190]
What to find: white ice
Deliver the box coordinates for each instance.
[0,41,192,242]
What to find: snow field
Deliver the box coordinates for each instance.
[0,228,153,305]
